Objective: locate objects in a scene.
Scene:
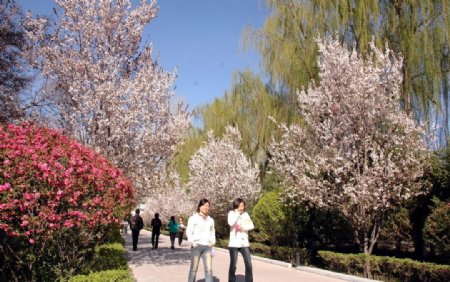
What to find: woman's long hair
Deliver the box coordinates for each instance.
[196,198,210,212]
[232,198,245,211]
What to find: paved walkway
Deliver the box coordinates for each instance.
[124,230,376,282]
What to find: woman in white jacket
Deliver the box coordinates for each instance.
[228,198,254,282]
[186,199,216,282]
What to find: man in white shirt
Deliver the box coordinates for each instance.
[186,199,216,282]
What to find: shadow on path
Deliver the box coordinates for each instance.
[123,230,191,267]
[123,230,355,282]
[196,274,245,282]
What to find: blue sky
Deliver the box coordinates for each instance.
[17,0,269,110]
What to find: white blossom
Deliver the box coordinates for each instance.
[270,37,430,255]
[142,168,194,224]
[187,126,261,216]
[24,0,190,197]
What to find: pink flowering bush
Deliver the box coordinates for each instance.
[0,123,135,280]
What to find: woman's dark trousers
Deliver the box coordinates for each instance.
[228,247,253,282]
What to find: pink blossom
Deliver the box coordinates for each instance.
[0,183,11,192]
[23,193,34,201]
[63,220,74,228]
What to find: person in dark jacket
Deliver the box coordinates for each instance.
[130,209,144,251]
[150,213,162,250]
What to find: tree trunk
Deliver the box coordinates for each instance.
[410,196,431,260]
[363,237,372,278]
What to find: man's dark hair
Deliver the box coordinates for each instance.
[155,213,159,219]
[135,208,140,215]
[232,198,245,210]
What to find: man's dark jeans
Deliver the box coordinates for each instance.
[131,229,140,251]
[228,247,253,282]
[151,231,160,249]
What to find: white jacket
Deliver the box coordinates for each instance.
[186,213,216,246]
[228,210,254,248]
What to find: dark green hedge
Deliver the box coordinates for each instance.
[217,239,309,266]
[84,243,129,273]
[68,269,133,282]
[319,250,450,282]
[72,241,133,281]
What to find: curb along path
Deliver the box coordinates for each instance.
[123,229,377,282]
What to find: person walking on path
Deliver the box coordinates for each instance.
[186,199,216,282]
[178,217,186,246]
[150,213,162,250]
[130,209,144,251]
[122,217,129,234]
[228,198,254,282]
[168,215,179,250]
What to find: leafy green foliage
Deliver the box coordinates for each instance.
[252,191,287,245]
[245,0,450,143]
[319,250,450,281]
[171,70,299,183]
[252,191,309,247]
[68,269,133,282]
[424,199,450,264]
[85,243,129,273]
[379,207,412,253]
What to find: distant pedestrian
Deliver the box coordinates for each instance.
[178,217,186,246]
[228,198,254,282]
[130,209,144,251]
[122,218,129,234]
[168,215,179,250]
[150,213,162,250]
[186,199,215,282]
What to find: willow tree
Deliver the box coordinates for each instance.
[244,0,449,144]
[171,70,297,182]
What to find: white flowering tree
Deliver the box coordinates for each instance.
[24,0,190,197]
[142,168,194,224]
[269,38,430,256]
[187,126,261,216]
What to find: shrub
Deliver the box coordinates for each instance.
[0,123,135,281]
[424,199,450,264]
[319,251,450,281]
[68,269,134,282]
[252,191,289,245]
[217,239,310,266]
[84,243,129,273]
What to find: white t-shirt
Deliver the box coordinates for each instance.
[186,213,216,246]
[228,210,254,248]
